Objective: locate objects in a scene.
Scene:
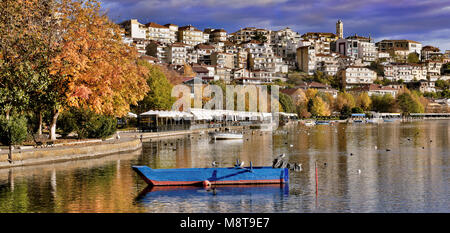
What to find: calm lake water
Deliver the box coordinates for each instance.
[0,120,448,213]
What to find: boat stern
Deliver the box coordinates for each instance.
[132,166,155,185]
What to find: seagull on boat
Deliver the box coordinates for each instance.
[357,169,361,174]
[212,161,218,167]
[239,161,245,167]
[279,153,286,158]
[290,144,294,147]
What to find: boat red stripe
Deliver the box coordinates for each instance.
[150,179,285,186]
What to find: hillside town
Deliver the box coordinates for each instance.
[118,19,450,114]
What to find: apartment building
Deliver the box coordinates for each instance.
[243,41,278,72]
[376,39,422,58]
[296,45,316,75]
[335,35,377,65]
[146,41,168,63]
[426,60,442,80]
[421,46,442,61]
[167,42,188,65]
[271,27,301,57]
[316,54,339,76]
[301,32,338,55]
[178,25,205,47]
[164,24,179,42]
[383,63,413,82]
[206,29,228,42]
[195,44,215,65]
[230,27,272,44]
[119,19,146,39]
[211,52,234,69]
[145,22,172,43]
[340,66,377,88]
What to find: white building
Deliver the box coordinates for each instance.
[341,66,377,88]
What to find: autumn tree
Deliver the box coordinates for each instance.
[356,92,372,111]
[183,62,196,77]
[310,96,331,117]
[48,0,148,140]
[335,91,356,112]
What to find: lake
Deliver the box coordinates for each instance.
[0,120,448,213]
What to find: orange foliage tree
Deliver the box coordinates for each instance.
[47,0,148,140]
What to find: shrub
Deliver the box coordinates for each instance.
[57,108,117,139]
[86,115,117,139]
[0,115,28,146]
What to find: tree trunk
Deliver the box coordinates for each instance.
[37,111,43,135]
[49,109,60,141]
[8,144,12,163]
[5,108,10,120]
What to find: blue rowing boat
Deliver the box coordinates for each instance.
[132,164,289,186]
[315,120,330,125]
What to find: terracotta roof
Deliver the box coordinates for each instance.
[280,88,302,95]
[140,55,158,61]
[302,32,337,38]
[296,81,331,89]
[179,25,202,32]
[379,39,421,44]
[235,77,260,80]
[164,23,178,27]
[224,41,237,46]
[345,35,371,41]
[368,84,398,91]
[171,42,188,47]
[192,66,209,73]
[242,40,262,44]
[195,44,215,50]
[145,22,168,29]
[316,53,333,57]
[422,45,440,52]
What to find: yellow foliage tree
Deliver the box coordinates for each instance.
[310,96,331,116]
[356,92,372,111]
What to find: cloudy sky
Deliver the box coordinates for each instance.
[100,0,450,51]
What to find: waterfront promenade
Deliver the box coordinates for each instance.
[0,125,250,169]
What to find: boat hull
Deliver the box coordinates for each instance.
[213,133,243,140]
[132,166,289,186]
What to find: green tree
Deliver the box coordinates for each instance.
[57,107,116,139]
[368,61,385,77]
[435,80,449,90]
[0,0,59,119]
[370,94,395,112]
[340,105,352,119]
[133,61,175,114]
[351,107,364,113]
[407,53,420,63]
[252,33,267,43]
[279,93,295,113]
[396,91,424,114]
[0,115,28,163]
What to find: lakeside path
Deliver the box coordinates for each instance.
[0,125,249,169]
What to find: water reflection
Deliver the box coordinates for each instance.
[135,184,289,213]
[0,120,448,213]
